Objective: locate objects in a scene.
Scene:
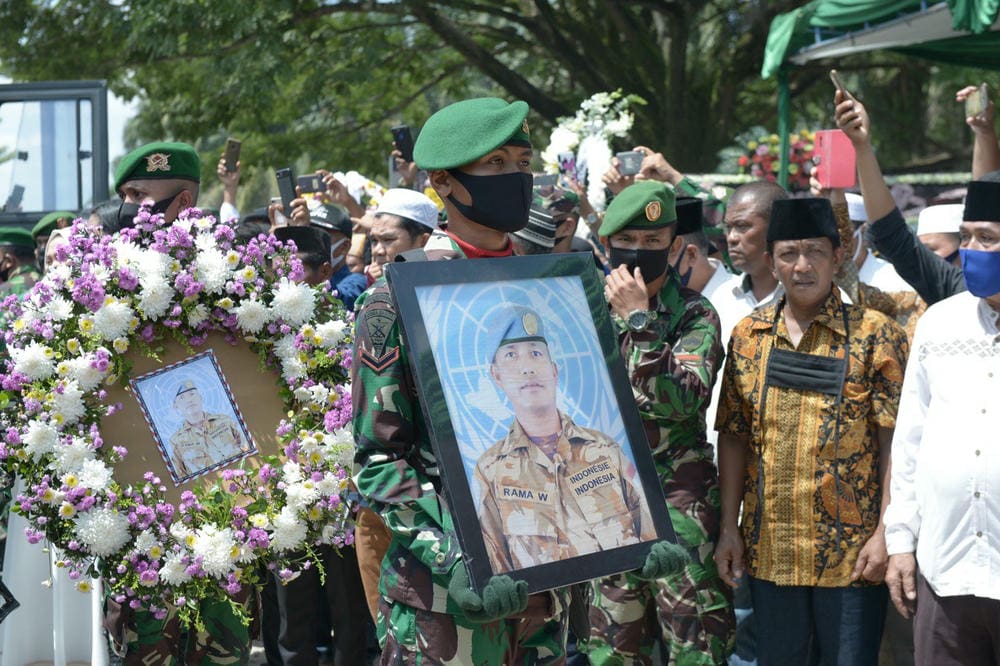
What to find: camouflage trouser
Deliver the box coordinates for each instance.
[106,593,254,665]
[376,593,568,665]
[585,559,734,665]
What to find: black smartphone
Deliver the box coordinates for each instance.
[297,173,324,194]
[224,138,241,173]
[830,69,853,100]
[391,125,415,163]
[275,167,296,215]
[4,185,24,212]
[616,151,643,176]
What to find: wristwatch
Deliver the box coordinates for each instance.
[586,212,599,226]
[626,309,656,332]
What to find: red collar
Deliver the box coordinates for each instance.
[445,230,512,259]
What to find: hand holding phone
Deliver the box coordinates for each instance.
[224,138,241,173]
[297,173,324,194]
[275,167,297,216]
[616,151,643,177]
[965,82,989,119]
[392,125,415,163]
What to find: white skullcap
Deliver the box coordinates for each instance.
[376,188,440,230]
[917,204,964,236]
[845,193,867,222]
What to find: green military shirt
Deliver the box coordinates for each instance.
[614,270,724,558]
[169,412,246,478]
[352,230,470,613]
[0,264,41,299]
[474,410,656,574]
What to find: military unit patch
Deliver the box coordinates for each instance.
[145,152,171,172]
[645,200,661,222]
[359,292,400,373]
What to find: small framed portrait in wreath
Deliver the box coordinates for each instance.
[130,350,256,485]
[385,252,674,594]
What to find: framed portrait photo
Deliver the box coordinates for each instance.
[385,253,674,595]
[129,349,256,486]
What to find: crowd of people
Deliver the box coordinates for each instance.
[0,82,997,666]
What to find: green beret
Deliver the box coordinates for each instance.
[598,181,677,237]
[0,226,37,249]
[175,380,198,398]
[114,141,201,194]
[484,305,548,364]
[32,211,75,239]
[413,98,531,170]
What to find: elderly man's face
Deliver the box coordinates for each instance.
[958,221,1000,252]
[491,341,558,412]
[370,214,428,266]
[769,237,843,308]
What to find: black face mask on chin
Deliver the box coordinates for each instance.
[117,191,182,229]
[608,246,671,283]
[446,169,533,233]
[672,245,693,286]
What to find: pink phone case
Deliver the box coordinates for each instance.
[813,129,856,189]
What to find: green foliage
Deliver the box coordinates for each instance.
[0,0,992,199]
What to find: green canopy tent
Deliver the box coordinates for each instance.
[761,0,1000,187]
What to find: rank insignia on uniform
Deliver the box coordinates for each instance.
[146,153,171,172]
[522,312,538,335]
[521,119,530,134]
[359,293,400,373]
[645,201,661,222]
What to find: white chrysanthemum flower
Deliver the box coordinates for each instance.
[50,380,86,425]
[280,357,306,382]
[135,530,156,554]
[315,472,342,497]
[322,428,355,470]
[52,437,95,474]
[194,232,218,253]
[293,387,311,403]
[73,508,130,557]
[159,551,191,585]
[270,277,315,327]
[89,265,111,283]
[169,522,193,544]
[136,249,170,283]
[47,263,72,283]
[285,481,320,512]
[196,246,230,294]
[77,459,113,493]
[270,506,307,553]
[12,341,56,381]
[314,320,347,348]
[191,524,238,577]
[187,303,210,328]
[23,419,59,459]
[93,299,133,341]
[308,384,330,406]
[45,296,74,321]
[249,513,270,529]
[282,461,303,484]
[137,283,173,319]
[233,298,270,334]
[540,126,581,169]
[64,355,104,391]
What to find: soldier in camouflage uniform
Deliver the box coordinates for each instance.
[475,305,656,574]
[352,99,688,665]
[0,227,42,299]
[103,142,254,664]
[585,181,735,665]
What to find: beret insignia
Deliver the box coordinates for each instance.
[645,201,661,222]
[146,153,171,173]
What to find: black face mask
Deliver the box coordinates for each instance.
[118,191,182,229]
[609,246,670,282]
[944,248,960,265]
[672,245,693,287]
[446,169,532,232]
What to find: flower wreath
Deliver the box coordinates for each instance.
[0,206,356,628]
[540,90,645,211]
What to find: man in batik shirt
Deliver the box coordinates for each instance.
[714,197,908,664]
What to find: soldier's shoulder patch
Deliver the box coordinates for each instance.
[357,291,400,373]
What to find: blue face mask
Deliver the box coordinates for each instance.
[960,248,1000,297]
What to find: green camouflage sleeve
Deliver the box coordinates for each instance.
[619,295,723,423]
[351,285,462,578]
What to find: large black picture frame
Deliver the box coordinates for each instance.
[385,252,675,594]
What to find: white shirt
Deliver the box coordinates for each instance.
[858,250,913,293]
[220,201,240,224]
[884,291,1000,600]
[704,272,783,449]
[700,258,733,313]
